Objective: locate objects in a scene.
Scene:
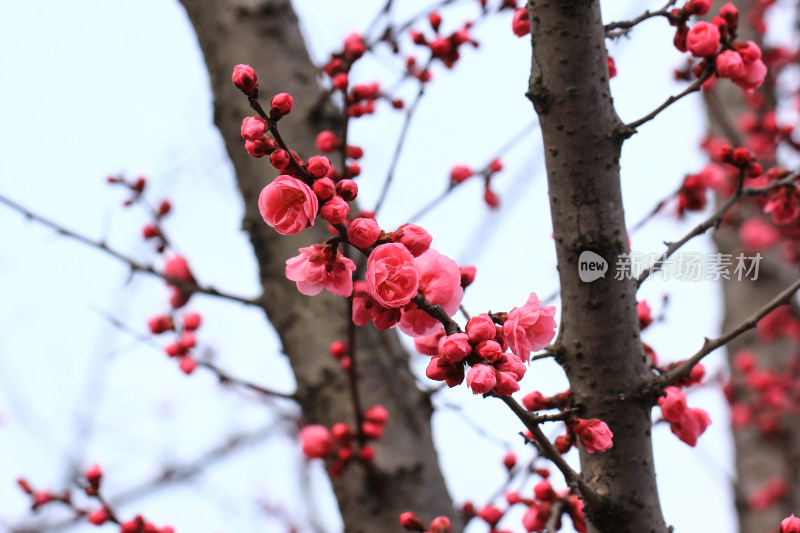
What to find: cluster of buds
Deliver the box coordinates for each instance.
[727,341,800,437]
[669,1,766,91]
[738,110,795,160]
[299,404,389,477]
[449,158,504,208]
[399,512,451,533]
[418,314,526,395]
[320,33,366,90]
[162,254,196,309]
[106,175,172,253]
[675,161,729,215]
[410,14,479,69]
[501,477,587,533]
[315,129,364,179]
[19,465,175,532]
[148,308,203,375]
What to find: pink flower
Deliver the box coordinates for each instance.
[306,155,331,179]
[495,353,526,381]
[511,8,529,37]
[764,187,800,224]
[474,339,503,362]
[733,58,767,92]
[270,149,290,170]
[670,407,711,447]
[658,387,711,446]
[346,217,381,248]
[494,371,520,396]
[240,116,267,141]
[270,92,293,118]
[320,195,350,225]
[394,224,432,257]
[399,512,424,531]
[504,293,557,362]
[245,138,270,158]
[285,244,356,297]
[716,50,745,79]
[685,0,712,15]
[450,165,473,184]
[607,55,617,79]
[316,130,340,152]
[466,313,496,343]
[522,505,548,532]
[259,175,318,235]
[312,177,335,200]
[164,254,194,282]
[572,418,614,453]
[638,300,652,330]
[466,364,497,394]
[459,265,476,287]
[658,386,687,423]
[398,249,464,337]
[232,64,258,97]
[439,333,471,363]
[686,22,720,57]
[477,505,503,527]
[365,243,419,308]
[414,328,445,356]
[300,425,333,459]
[781,514,800,533]
[739,218,781,250]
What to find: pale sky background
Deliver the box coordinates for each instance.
[1,0,793,531]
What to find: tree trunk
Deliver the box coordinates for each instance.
[177,1,454,531]
[527,1,668,532]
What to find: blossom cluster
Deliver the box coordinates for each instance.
[299,404,389,478]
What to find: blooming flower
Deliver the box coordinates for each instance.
[285,244,356,297]
[781,514,800,533]
[366,243,419,308]
[259,175,318,235]
[573,418,614,453]
[300,425,333,459]
[504,293,557,362]
[398,249,463,337]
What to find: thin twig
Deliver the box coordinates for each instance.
[604,0,678,38]
[496,396,601,509]
[373,72,429,216]
[626,72,711,133]
[636,171,798,285]
[658,277,800,387]
[0,193,262,307]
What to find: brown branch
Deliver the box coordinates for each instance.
[658,276,800,387]
[496,396,601,509]
[373,70,429,216]
[626,71,712,133]
[96,308,296,401]
[13,424,283,533]
[604,0,678,38]
[636,171,798,285]
[0,193,262,308]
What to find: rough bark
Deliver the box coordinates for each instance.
[704,2,800,530]
[527,1,668,532]
[176,1,454,531]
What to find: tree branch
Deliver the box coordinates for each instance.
[658,277,800,388]
[0,193,262,308]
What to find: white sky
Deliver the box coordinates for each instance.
[3,0,777,531]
